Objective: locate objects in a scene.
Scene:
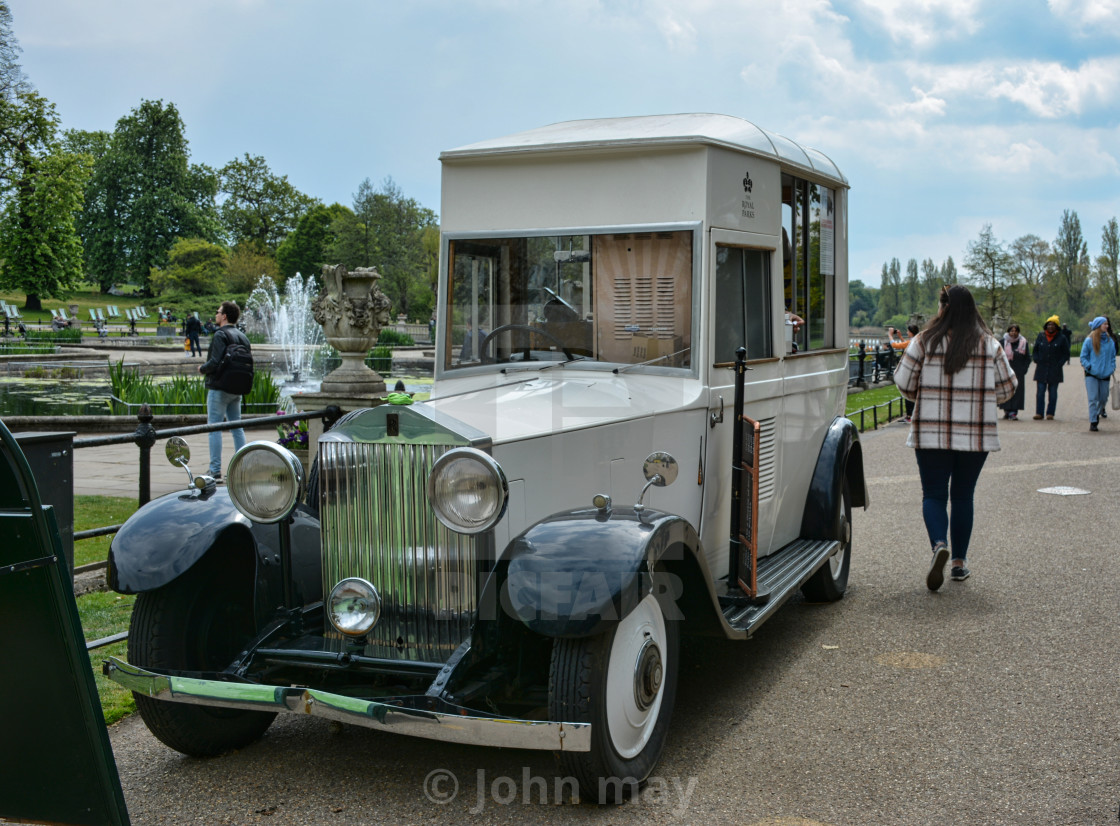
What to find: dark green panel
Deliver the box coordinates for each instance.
[0,420,130,826]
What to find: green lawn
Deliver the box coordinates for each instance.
[74,494,137,568]
[78,591,137,725]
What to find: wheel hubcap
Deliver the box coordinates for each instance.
[605,592,668,759]
[633,637,663,711]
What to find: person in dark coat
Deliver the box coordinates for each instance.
[999,324,1031,420]
[1032,315,1070,419]
[184,312,202,357]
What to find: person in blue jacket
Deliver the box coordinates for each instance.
[1079,316,1117,431]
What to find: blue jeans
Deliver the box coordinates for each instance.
[1085,376,1109,423]
[207,389,246,476]
[1035,381,1059,416]
[914,449,989,562]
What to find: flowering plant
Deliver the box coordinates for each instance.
[276,411,309,450]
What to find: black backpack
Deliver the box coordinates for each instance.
[214,329,255,395]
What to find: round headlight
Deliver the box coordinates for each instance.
[427,447,508,534]
[327,577,381,637]
[226,441,305,524]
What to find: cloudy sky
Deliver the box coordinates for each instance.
[11,0,1120,287]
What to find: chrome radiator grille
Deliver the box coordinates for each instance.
[319,440,480,663]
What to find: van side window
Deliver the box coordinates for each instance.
[714,246,771,363]
[783,175,836,351]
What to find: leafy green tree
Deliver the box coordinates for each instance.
[902,258,920,314]
[848,279,877,327]
[81,99,221,292]
[0,146,91,309]
[323,206,365,269]
[218,153,317,251]
[963,224,1017,322]
[356,177,438,319]
[1094,218,1120,313]
[227,241,280,293]
[276,203,346,280]
[941,256,958,285]
[1052,209,1090,319]
[1010,233,1050,317]
[876,258,901,324]
[149,237,228,296]
[0,90,92,310]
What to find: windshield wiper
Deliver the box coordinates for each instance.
[613,348,691,374]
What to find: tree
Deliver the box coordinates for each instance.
[81,99,221,292]
[227,241,280,293]
[0,146,91,309]
[940,256,958,286]
[902,258,920,314]
[963,224,1016,321]
[149,237,228,296]
[876,258,901,324]
[354,177,438,319]
[0,90,91,310]
[920,257,940,307]
[275,203,346,280]
[1010,233,1051,317]
[0,1,27,100]
[218,153,317,251]
[1094,218,1120,312]
[1052,209,1090,319]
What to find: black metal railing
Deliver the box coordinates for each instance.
[846,396,907,431]
[74,403,341,650]
[848,342,900,387]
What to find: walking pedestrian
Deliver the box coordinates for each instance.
[1079,316,1117,432]
[198,301,253,479]
[184,312,202,357]
[893,285,1017,590]
[1031,315,1070,420]
[999,324,1031,420]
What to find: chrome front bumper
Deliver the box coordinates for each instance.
[104,657,591,752]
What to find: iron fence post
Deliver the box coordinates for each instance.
[133,404,157,506]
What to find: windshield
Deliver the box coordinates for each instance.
[444,230,693,371]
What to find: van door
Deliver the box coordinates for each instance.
[700,230,784,582]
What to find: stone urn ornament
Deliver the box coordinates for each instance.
[312,264,392,395]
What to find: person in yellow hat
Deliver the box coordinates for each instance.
[1031,315,1070,419]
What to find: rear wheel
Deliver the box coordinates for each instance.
[801,480,852,602]
[549,589,679,803]
[129,555,275,756]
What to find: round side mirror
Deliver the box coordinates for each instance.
[642,452,678,486]
[166,436,190,467]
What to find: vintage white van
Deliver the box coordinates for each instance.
[106,113,867,804]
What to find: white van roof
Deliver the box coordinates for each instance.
[440,113,847,187]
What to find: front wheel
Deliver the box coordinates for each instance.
[129,554,276,756]
[801,480,852,602]
[549,590,680,803]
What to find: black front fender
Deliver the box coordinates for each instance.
[107,488,322,611]
[497,507,699,638]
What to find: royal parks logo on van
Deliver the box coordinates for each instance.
[742,172,753,193]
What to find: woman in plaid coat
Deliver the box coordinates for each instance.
[893,286,1017,590]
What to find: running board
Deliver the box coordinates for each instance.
[720,538,841,636]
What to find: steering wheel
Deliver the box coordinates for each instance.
[479,323,574,364]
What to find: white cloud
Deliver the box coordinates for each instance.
[1047,0,1120,34]
[853,0,983,47]
[906,57,1120,118]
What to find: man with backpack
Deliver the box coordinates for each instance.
[199,300,254,479]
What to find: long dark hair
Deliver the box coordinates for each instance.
[922,285,989,375]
